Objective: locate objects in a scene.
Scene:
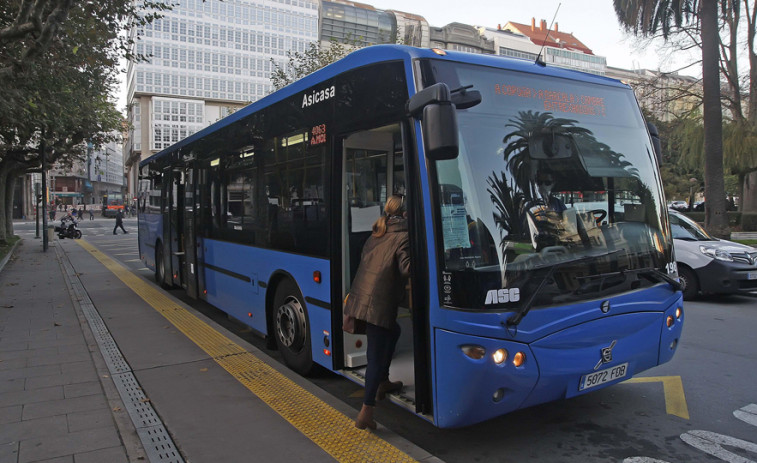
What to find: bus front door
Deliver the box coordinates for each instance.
[340,125,415,403]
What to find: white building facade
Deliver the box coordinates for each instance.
[124,0,320,195]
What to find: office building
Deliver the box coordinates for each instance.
[124,0,320,196]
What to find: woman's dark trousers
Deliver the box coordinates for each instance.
[363,321,401,406]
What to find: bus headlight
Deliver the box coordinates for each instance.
[492,348,508,364]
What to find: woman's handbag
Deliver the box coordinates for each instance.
[342,294,366,334]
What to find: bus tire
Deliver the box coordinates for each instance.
[678,265,699,300]
[155,243,168,289]
[272,279,313,376]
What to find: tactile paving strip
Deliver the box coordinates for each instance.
[77,239,419,463]
[57,244,185,463]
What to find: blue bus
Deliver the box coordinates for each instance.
[138,45,683,428]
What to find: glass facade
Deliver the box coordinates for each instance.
[127,0,320,161]
[320,1,396,46]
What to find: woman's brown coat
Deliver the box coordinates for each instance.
[344,218,410,330]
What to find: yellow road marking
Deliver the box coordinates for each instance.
[76,239,416,463]
[626,376,690,419]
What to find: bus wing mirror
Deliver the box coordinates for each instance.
[647,121,662,164]
[408,83,459,160]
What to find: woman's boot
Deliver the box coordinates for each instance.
[355,404,377,430]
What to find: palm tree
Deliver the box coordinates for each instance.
[614,0,730,237]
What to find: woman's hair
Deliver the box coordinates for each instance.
[372,194,404,237]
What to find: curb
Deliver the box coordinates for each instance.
[0,238,22,274]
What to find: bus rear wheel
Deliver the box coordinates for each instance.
[273,280,313,376]
[155,244,168,289]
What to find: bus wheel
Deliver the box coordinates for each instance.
[678,265,698,300]
[155,244,168,288]
[273,280,313,375]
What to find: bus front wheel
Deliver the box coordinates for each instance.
[272,280,313,376]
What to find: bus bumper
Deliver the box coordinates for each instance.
[433,301,683,428]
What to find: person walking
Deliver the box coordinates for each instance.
[343,194,410,430]
[113,209,128,235]
[89,207,94,220]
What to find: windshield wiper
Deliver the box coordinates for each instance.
[506,249,626,327]
[637,268,683,292]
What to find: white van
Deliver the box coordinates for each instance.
[669,210,757,299]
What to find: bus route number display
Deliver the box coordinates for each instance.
[494,84,606,117]
[310,124,327,146]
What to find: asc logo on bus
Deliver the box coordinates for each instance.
[484,288,521,305]
[302,85,336,108]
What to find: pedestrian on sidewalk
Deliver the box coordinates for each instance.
[113,209,128,235]
[89,208,94,220]
[343,194,410,430]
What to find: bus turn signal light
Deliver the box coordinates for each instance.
[513,352,526,367]
[666,315,674,327]
[492,348,507,364]
[313,271,321,284]
[675,307,682,319]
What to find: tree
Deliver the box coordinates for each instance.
[270,40,359,91]
[0,1,166,243]
[615,0,731,237]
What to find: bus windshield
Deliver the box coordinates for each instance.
[427,61,672,311]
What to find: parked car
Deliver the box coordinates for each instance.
[669,209,757,299]
[669,200,688,211]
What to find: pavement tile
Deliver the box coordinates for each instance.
[66,409,116,433]
[0,441,19,463]
[0,364,61,381]
[0,347,58,362]
[59,362,94,377]
[24,370,98,390]
[29,456,73,463]
[18,426,121,463]
[72,446,128,463]
[63,382,101,400]
[27,336,85,350]
[0,385,63,408]
[0,340,29,352]
[56,345,89,356]
[28,352,91,368]
[22,394,108,421]
[0,415,68,445]
[0,378,24,394]
[0,357,28,371]
[0,405,22,425]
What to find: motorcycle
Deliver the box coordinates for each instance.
[54,215,82,239]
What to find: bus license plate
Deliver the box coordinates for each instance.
[579,363,628,391]
[747,272,757,280]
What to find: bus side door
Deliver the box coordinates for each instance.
[182,166,199,299]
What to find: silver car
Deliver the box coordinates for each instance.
[669,210,757,299]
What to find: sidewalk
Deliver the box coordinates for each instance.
[0,241,141,463]
[0,239,440,463]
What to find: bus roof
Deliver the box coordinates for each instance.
[140,44,629,168]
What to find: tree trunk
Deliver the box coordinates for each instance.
[701,0,730,237]
[0,162,9,244]
[5,172,18,239]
